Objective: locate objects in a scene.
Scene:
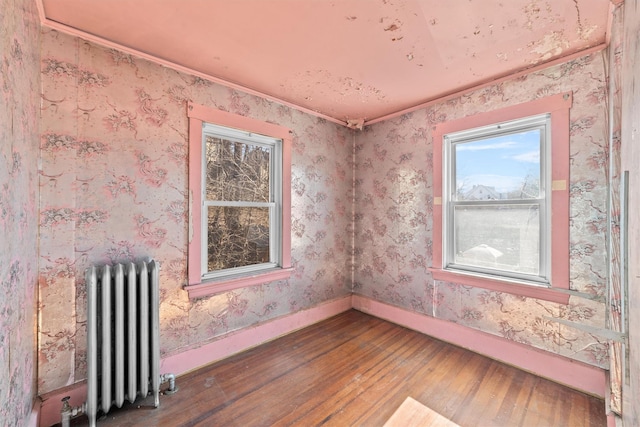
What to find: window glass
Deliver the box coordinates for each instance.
[454,129,541,201]
[453,204,540,275]
[206,206,271,271]
[444,114,549,284]
[205,136,271,203]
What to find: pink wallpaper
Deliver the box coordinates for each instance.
[38,30,353,394]
[354,52,611,369]
[0,0,41,424]
[37,21,617,400]
[607,4,624,413]
[619,2,640,424]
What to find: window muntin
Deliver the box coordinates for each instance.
[443,114,551,285]
[201,123,283,281]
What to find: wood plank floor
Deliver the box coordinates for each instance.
[64,310,606,426]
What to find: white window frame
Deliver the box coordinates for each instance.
[442,114,552,286]
[201,123,283,281]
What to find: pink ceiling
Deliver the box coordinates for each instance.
[39,0,611,125]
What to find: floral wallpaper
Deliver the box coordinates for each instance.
[354,52,611,369]
[619,3,640,424]
[38,30,353,394]
[0,0,40,424]
[606,3,624,413]
[35,12,621,405]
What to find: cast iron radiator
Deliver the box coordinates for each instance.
[61,259,177,427]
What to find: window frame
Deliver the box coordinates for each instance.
[186,102,293,299]
[443,113,551,284]
[200,123,282,280]
[430,93,572,304]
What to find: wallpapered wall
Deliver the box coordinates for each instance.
[619,2,640,423]
[0,0,40,424]
[38,30,354,394]
[607,3,624,413]
[354,52,610,369]
[37,22,614,398]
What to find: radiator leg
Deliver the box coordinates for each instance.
[161,373,178,395]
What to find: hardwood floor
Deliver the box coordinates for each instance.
[65,310,606,426]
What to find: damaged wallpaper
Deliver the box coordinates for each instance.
[37,21,615,402]
[354,52,611,369]
[38,30,353,394]
[0,0,40,424]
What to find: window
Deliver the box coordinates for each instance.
[430,93,572,303]
[185,103,292,298]
[202,124,281,278]
[444,114,550,283]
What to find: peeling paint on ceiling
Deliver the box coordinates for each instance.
[39,0,611,125]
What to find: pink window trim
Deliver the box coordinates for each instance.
[430,92,572,305]
[186,102,293,298]
[184,268,295,299]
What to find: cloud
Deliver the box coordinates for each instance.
[456,141,518,151]
[512,150,540,163]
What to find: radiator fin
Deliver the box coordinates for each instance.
[85,259,161,427]
[126,262,137,404]
[100,265,112,415]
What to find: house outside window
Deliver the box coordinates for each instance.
[186,103,292,298]
[430,93,572,304]
[443,114,551,285]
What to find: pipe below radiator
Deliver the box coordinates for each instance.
[60,374,178,427]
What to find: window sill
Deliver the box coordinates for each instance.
[429,268,570,304]
[185,267,294,299]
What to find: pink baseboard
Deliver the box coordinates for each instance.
[38,294,608,426]
[37,296,351,427]
[160,296,352,376]
[351,294,606,398]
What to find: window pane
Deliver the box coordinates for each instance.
[205,136,271,202]
[454,129,541,201]
[207,206,270,271]
[453,204,539,275]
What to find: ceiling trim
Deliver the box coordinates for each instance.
[36,1,349,128]
[365,43,607,126]
[36,0,612,130]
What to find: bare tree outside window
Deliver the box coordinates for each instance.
[205,135,273,272]
[187,105,292,292]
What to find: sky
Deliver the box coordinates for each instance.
[454,129,541,195]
